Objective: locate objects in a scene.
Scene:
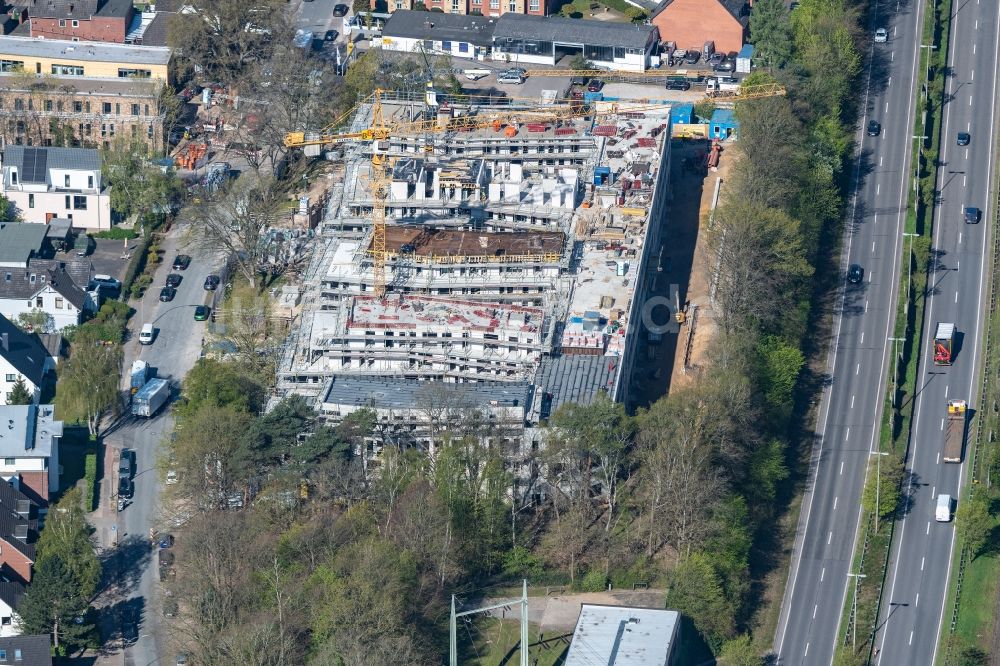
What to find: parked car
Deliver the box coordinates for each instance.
[159,533,175,549]
[497,72,524,85]
[333,3,349,15]
[874,27,888,43]
[683,50,700,65]
[587,79,603,92]
[159,287,177,302]
[708,52,725,68]
[715,56,736,72]
[118,478,134,499]
[204,275,221,290]
[848,264,864,284]
[964,206,981,224]
[165,273,183,288]
[867,120,881,136]
[665,79,691,91]
[194,306,210,321]
[172,255,191,270]
[118,449,133,478]
[957,132,971,146]
[324,29,338,41]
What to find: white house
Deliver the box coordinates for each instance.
[0,583,22,637]
[0,316,48,407]
[1,146,111,230]
[0,404,62,506]
[0,262,94,333]
[380,11,496,60]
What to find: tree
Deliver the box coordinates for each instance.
[55,342,122,436]
[14,309,53,334]
[860,455,905,522]
[956,487,993,559]
[167,0,291,85]
[17,555,91,652]
[623,6,647,22]
[718,635,763,666]
[177,358,264,420]
[170,404,255,509]
[189,173,290,291]
[568,54,592,70]
[749,0,794,69]
[35,488,100,599]
[6,376,33,405]
[103,135,184,222]
[666,552,736,649]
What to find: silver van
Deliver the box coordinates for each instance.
[139,323,155,345]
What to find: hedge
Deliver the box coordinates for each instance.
[83,452,97,511]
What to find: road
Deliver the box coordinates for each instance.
[96,222,217,666]
[874,0,1000,661]
[772,0,927,662]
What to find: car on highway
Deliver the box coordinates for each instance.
[957,132,971,146]
[848,264,864,284]
[204,275,221,290]
[194,306,210,321]
[936,494,952,522]
[866,120,881,136]
[665,79,691,91]
[333,3,349,15]
[159,286,177,302]
[874,27,888,43]
[172,254,191,270]
[165,273,183,288]
[964,206,981,224]
[587,80,603,92]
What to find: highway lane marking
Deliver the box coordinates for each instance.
[840,461,845,475]
[856,363,861,375]
[971,95,974,107]
[937,452,940,464]
[851,395,856,408]
[966,148,970,159]
[877,184,881,195]
[821,567,825,582]
[892,51,895,61]
[941,418,945,430]
[813,605,818,619]
[865,300,869,313]
[964,175,967,186]
[828,531,833,545]
[974,43,977,54]
[872,241,876,253]
[972,69,975,81]
[956,290,960,303]
[927,522,931,535]
[945,385,949,397]
[932,486,936,498]
[916,594,919,607]
[910,631,914,645]
[834,496,839,510]
[861,331,865,344]
[959,232,963,243]
[885,101,889,114]
[957,261,960,270]
[846,427,851,440]
[888,76,892,87]
[804,643,810,658]
[880,156,883,166]
[921,557,925,571]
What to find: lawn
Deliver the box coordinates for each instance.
[464,618,569,666]
[553,0,629,20]
[58,425,95,496]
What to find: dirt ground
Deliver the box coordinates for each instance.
[667,138,736,391]
[486,589,668,632]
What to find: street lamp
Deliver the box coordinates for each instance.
[920,44,939,105]
[902,231,920,313]
[847,572,868,649]
[912,135,929,196]
[888,336,905,407]
[871,450,891,531]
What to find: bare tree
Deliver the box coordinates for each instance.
[55,342,122,436]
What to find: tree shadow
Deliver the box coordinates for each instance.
[97,594,147,652]
[895,470,924,519]
[97,534,154,598]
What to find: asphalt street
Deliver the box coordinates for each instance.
[773,0,926,662]
[875,0,1000,662]
[96,222,219,666]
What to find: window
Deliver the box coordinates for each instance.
[459,42,469,53]
[44,99,52,111]
[0,59,23,72]
[0,648,5,658]
[442,40,452,50]
[73,101,82,112]
[131,103,139,115]
[58,18,66,27]
[88,175,93,188]
[65,195,71,209]
[27,193,33,208]
[35,297,42,307]
[73,195,87,210]
[85,101,90,112]
[118,68,152,78]
[13,648,19,661]
[102,102,112,114]
[3,375,13,383]
[57,100,63,111]
[115,103,120,115]
[109,123,115,136]
[51,64,84,76]
[13,98,22,111]
[10,171,17,186]
[72,19,79,27]
[490,0,498,7]
[64,174,71,187]
[55,297,63,309]
[509,0,516,9]
[144,103,149,115]
[529,0,538,9]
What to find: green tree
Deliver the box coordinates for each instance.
[568,54,592,70]
[749,0,794,69]
[17,555,91,652]
[36,488,100,598]
[956,487,993,559]
[171,404,255,509]
[14,309,53,334]
[718,634,763,666]
[757,335,804,426]
[55,342,122,436]
[6,376,33,405]
[666,552,736,649]
[860,455,906,522]
[177,358,264,419]
[623,6,647,22]
[103,135,184,221]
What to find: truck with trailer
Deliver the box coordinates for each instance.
[943,399,967,463]
[132,378,170,418]
[130,360,150,395]
[934,322,955,365]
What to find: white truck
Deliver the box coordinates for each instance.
[706,76,741,94]
[936,494,952,522]
[132,378,170,418]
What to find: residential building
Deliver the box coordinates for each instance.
[0,481,37,585]
[0,583,23,637]
[0,260,94,332]
[0,315,48,406]
[0,35,171,81]
[650,0,748,55]
[0,146,111,230]
[0,73,164,150]
[27,0,135,43]
[566,604,680,665]
[381,11,496,59]
[0,634,52,664]
[491,14,659,71]
[375,0,551,17]
[0,403,62,505]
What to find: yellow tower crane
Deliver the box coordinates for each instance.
[284,83,786,297]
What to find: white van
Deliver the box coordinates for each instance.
[936,494,952,522]
[138,323,155,345]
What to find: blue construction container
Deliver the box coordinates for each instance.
[594,166,611,185]
[583,91,604,103]
[670,103,694,124]
[709,109,739,140]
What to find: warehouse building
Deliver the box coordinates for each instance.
[491,14,659,71]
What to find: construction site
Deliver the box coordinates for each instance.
[276,84,752,457]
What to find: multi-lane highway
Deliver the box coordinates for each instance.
[773,0,927,662]
[875,0,1000,661]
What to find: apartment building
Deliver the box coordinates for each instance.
[0,73,163,150]
[0,35,170,81]
[0,403,62,505]
[377,0,551,17]
[0,314,48,406]
[27,0,135,43]
[0,146,111,229]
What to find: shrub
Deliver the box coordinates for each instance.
[83,452,97,511]
[579,569,609,592]
[92,227,138,240]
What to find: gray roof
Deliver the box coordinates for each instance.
[0,403,61,460]
[565,604,678,666]
[0,635,53,666]
[0,224,47,266]
[384,10,497,47]
[534,354,617,415]
[322,376,530,411]
[0,72,160,98]
[0,480,37,564]
[3,145,101,179]
[36,333,64,360]
[139,11,169,46]
[26,0,98,19]
[0,317,47,388]
[0,35,171,66]
[0,581,24,611]
[493,13,657,49]
[0,260,93,310]
[95,0,134,17]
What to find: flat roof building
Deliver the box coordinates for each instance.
[381,10,496,59]
[491,14,659,71]
[0,36,170,81]
[566,604,680,666]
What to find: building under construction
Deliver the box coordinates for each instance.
[279,90,675,455]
